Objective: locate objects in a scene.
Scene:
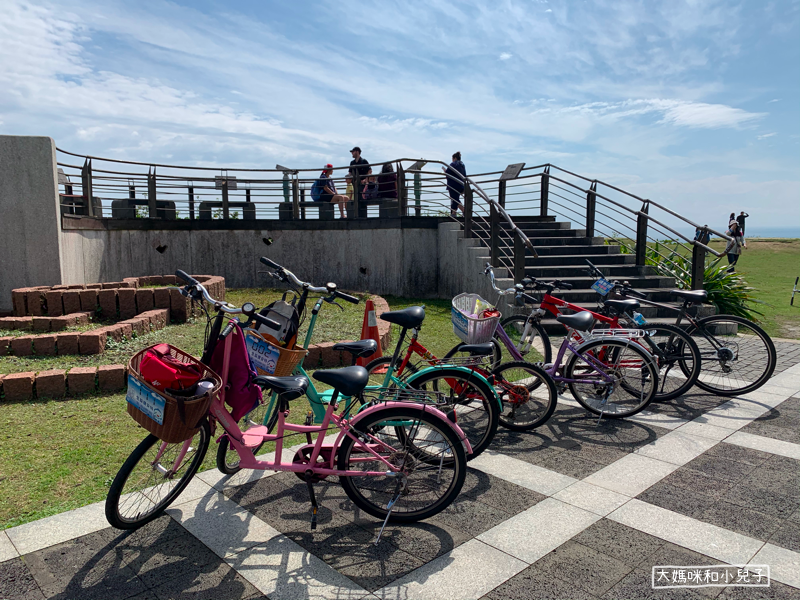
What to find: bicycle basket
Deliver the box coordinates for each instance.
[245,329,307,377]
[126,344,222,443]
[451,293,501,344]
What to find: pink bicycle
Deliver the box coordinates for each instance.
[105,271,470,534]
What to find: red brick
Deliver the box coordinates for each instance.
[138,276,154,286]
[12,316,33,330]
[46,290,64,316]
[169,288,189,322]
[56,332,80,355]
[153,288,171,309]
[32,317,51,332]
[103,324,124,342]
[118,288,137,319]
[79,289,98,313]
[11,289,27,316]
[86,283,103,289]
[50,316,71,331]
[68,367,97,394]
[124,318,148,336]
[36,369,66,398]
[98,364,126,391]
[0,317,16,330]
[303,345,322,369]
[115,321,132,340]
[151,309,168,329]
[27,290,44,316]
[135,289,154,313]
[33,335,56,356]
[79,331,106,354]
[162,275,178,285]
[73,312,91,326]
[0,337,11,356]
[102,281,123,289]
[62,290,82,314]
[11,336,34,356]
[3,371,35,401]
[122,277,139,288]
[98,289,117,319]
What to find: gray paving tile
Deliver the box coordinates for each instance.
[749,543,800,589]
[657,467,735,500]
[699,501,783,541]
[737,468,799,502]
[352,518,471,565]
[423,496,514,538]
[0,557,45,600]
[125,529,222,589]
[721,484,798,520]
[702,442,774,466]
[741,421,800,444]
[769,520,800,553]
[482,563,600,600]
[602,568,710,600]
[532,540,633,596]
[583,453,679,497]
[0,531,18,563]
[458,468,546,515]
[551,481,630,516]
[537,451,606,479]
[149,561,260,600]
[572,519,665,568]
[725,431,800,460]
[636,481,713,520]
[645,544,728,599]
[682,454,758,483]
[718,579,800,599]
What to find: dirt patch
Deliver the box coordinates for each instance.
[777,316,800,340]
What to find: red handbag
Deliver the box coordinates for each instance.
[139,343,202,393]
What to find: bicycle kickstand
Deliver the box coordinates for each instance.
[375,490,402,546]
[304,474,318,530]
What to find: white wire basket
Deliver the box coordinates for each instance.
[451,293,501,344]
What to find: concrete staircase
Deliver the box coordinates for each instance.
[478,216,688,335]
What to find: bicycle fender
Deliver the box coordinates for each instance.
[404,366,503,410]
[334,401,474,456]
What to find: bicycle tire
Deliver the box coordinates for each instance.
[687,314,777,396]
[406,367,500,459]
[491,361,558,431]
[106,420,210,530]
[565,338,658,418]
[216,393,280,475]
[337,406,467,523]
[640,323,702,402]
[497,315,553,364]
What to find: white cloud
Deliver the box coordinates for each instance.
[757,132,777,140]
[768,98,781,103]
[499,52,513,60]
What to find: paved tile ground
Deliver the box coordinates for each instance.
[2,355,800,600]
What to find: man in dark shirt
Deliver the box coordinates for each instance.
[349,147,369,217]
[736,211,749,236]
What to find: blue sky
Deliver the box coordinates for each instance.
[1,0,798,229]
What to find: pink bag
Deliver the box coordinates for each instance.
[209,322,263,422]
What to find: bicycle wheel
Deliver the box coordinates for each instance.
[687,315,777,396]
[365,356,418,388]
[216,393,280,475]
[337,406,467,523]
[565,339,658,418]
[407,368,499,459]
[497,315,552,364]
[492,361,558,431]
[106,420,210,530]
[641,323,702,402]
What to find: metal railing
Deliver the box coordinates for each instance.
[56,149,727,290]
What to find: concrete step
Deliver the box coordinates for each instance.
[499,237,606,247]
[522,264,658,279]
[499,221,573,230]
[520,245,620,256]
[522,254,635,266]
[499,228,588,238]
[499,215,556,223]
[521,274,676,289]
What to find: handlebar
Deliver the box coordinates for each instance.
[484,263,516,296]
[260,257,360,304]
[585,259,605,279]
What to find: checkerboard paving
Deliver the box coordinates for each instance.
[2,359,799,600]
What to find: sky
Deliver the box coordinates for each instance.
[1,0,798,230]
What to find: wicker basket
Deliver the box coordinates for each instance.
[126,344,221,443]
[244,330,308,377]
[451,293,501,344]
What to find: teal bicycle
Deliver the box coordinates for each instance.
[216,258,501,474]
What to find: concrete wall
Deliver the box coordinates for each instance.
[0,136,63,311]
[60,225,441,297]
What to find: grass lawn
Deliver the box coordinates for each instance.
[707,238,800,339]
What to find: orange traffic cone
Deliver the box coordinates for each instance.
[357,298,384,367]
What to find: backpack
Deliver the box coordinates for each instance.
[363,180,378,200]
[311,178,325,202]
[256,299,300,348]
[209,323,262,422]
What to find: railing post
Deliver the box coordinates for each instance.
[352,173,361,219]
[540,165,550,217]
[188,186,195,220]
[490,202,501,267]
[691,243,705,290]
[81,158,95,217]
[635,202,649,267]
[221,178,230,220]
[514,229,526,283]
[397,163,407,216]
[414,171,421,217]
[498,180,506,209]
[586,180,597,238]
[246,188,251,203]
[147,167,157,218]
[300,186,306,220]
[463,182,473,238]
[292,177,300,219]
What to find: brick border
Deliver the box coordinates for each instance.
[0,364,127,401]
[9,275,225,323]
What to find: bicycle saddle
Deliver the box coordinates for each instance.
[457,343,495,356]
[671,289,708,304]
[604,298,640,314]
[313,366,370,397]
[556,311,595,331]
[333,339,378,358]
[253,375,308,401]
[380,306,425,329]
